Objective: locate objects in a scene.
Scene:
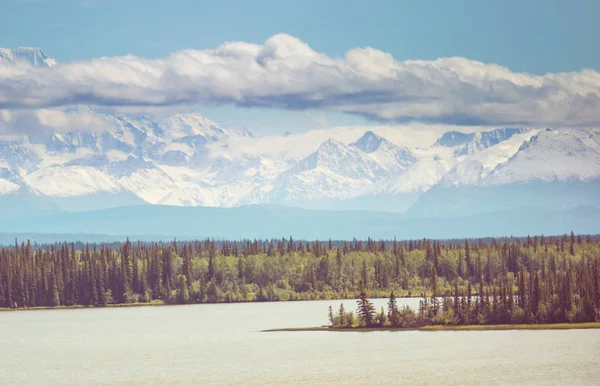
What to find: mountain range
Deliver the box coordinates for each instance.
[1,48,600,239]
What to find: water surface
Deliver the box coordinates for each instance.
[1,298,598,385]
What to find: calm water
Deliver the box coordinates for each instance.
[1,298,599,385]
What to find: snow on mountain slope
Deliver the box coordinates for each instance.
[289,139,388,181]
[0,178,19,195]
[270,167,371,201]
[350,131,417,172]
[259,138,392,202]
[350,130,391,153]
[1,120,585,212]
[24,166,122,197]
[36,112,163,156]
[0,140,39,171]
[0,47,56,67]
[440,129,538,186]
[434,131,474,147]
[454,128,528,156]
[377,158,457,194]
[264,133,423,204]
[160,113,253,141]
[484,129,600,185]
[116,166,182,204]
[407,128,600,217]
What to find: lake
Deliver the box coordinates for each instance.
[1,298,599,385]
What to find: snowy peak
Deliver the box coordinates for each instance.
[351,131,416,168]
[294,139,359,172]
[285,138,387,183]
[433,128,528,154]
[350,130,386,153]
[0,47,56,67]
[161,113,226,141]
[160,113,254,142]
[317,138,349,155]
[455,128,528,156]
[434,131,474,147]
[484,128,600,185]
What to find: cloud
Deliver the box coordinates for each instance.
[0,107,111,135]
[1,33,599,127]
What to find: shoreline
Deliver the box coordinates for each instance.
[262,322,600,332]
[0,294,423,312]
[0,301,169,312]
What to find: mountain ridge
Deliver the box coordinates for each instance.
[1,46,599,218]
[1,117,598,215]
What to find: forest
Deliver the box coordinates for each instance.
[0,233,599,326]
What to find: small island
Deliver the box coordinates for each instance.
[265,288,600,332]
[269,249,600,332]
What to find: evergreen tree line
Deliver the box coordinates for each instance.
[1,233,599,318]
[331,234,600,327]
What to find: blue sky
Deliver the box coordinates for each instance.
[1,0,599,134]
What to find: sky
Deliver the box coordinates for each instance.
[1,0,599,134]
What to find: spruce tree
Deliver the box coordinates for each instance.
[329,305,335,326]
[387,291,398,326]
[356,290,376,327]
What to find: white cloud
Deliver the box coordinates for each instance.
[1,33,599,127]
[0,107,111,135]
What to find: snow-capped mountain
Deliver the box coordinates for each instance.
[439,129,538,187]
[435,127,528,156]
[434,131,475,147]
[2,105,599,217]
[407,128,600,217]
[484,128,600,185]
[350,131,417,172]
[266,138,389,202]
[0,47,56,67]
[1,47,599,219]
[454,128,528,156]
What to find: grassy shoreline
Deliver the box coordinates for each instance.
[263,322,600,333]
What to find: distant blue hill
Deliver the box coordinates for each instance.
[407,180,600,218]
[1,204,598,242]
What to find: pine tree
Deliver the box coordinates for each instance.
[377,307,387,327]
[453,281,460,323]
[387,291,399,325]
[570,231,575,256]
[329,305,335,326]
[532,271,541,317]
[356,290,376,327]
[338,303,346,327]
[431,267,439,316]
